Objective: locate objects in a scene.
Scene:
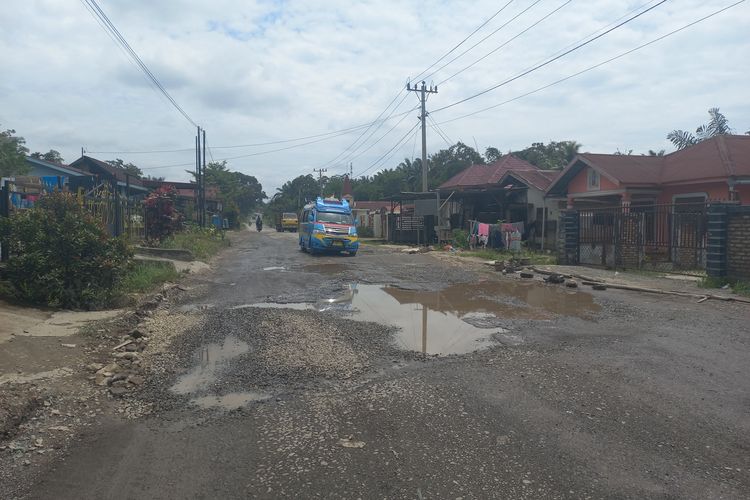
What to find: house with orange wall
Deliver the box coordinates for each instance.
[546,135,750,208]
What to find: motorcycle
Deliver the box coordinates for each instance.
[256,218,263,232]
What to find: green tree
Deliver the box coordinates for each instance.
[0,126,30,176]
[30,149,64,164]
[427,141,484,188]
[106,158,143,178]
[485,147,503,163]
[268,174,320,213]
[193,161,266,217]
[667,108,734,150]
[512,141,581,170]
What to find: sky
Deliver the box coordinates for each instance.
[1,0,749,194]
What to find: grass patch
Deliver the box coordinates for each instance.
[698,276,750,296]
[119,260,181,294]
[160,227,230,260]
[457,248,557,265]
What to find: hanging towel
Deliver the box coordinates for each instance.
[478,223,490,237]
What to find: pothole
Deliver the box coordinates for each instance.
[243,281,597,356]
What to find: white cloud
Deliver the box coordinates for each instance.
[1,0,748,192]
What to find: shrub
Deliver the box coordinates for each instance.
[160,225,229,259]
[144,186,182,242]
[452,229,469,249]
[0,192,132,308]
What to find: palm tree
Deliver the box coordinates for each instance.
[667,108,733,150]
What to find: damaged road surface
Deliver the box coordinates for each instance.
[8,229,750,499]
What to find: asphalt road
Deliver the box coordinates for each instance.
[27,228,750,499]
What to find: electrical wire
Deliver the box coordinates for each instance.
[333,104,419,169]
[437,0,572,86]
[435,0,745,125]
[80,0,198,128]
[355,122,420,178]
[422,0,545,83]
[431,0,668,114]
[320,1,518,173]
[428,115,452,146]
[411,0,516,82]
[321,93,416,171]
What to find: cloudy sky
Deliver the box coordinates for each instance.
[1,0,748,193]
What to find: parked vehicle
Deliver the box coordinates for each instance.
[275,212,299,232]
[299,197,358,256]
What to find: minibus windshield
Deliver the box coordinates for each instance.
[317,211,353,224]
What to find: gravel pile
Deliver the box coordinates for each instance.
[140,307,406,411]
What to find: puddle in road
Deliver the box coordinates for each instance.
[191,391,271,409]
[246,281,599,355]
[171,336,249,394]
[263,266,286,271]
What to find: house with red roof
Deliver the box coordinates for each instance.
[546,135,750,271]
[546,135,750,208]
[437,155,559,248]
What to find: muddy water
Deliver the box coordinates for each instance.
[248,281,599,356]
[171,336,249,394]
[191,391,271,409]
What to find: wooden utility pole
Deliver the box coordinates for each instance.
[407,81,437,192]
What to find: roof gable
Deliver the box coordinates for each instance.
[546,135,750,197]
[438,155,550,190]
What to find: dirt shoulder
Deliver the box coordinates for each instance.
[429,250,746,301]
[0,234,235,498]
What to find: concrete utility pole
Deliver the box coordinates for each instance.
[202,128,207,228]
[313,168,327,196]
[407,81,437,192]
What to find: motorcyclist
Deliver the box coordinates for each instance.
[255,214,263,232]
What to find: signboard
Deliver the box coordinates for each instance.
[414,198,438,216]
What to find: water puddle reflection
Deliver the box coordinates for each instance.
[246,281,599,355]
[171,336,249,394]
[263,266,286,271]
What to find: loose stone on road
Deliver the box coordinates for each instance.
[14,228,750,499]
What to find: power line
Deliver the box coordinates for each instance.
[80,0,198,128]
[317,88,412,172]
[322,93,417,171]
[428,114,452,146]
[437,0,572,86]
[411,0,516,82]
[422,0,545,83]
[435,0,745,125]
[139,122,397,170]
[319,1,518,173]
[431,0,668,114]
[355,122,420,178]
[333,102,418,168]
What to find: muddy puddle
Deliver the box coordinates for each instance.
[171,336,249,395]
[191,391,271,409]
[247,281,599,355]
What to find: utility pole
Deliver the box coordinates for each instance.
[313,168,327,196]
[202,128,207,228]
[195,130,201,226]
[407,80,437,192]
